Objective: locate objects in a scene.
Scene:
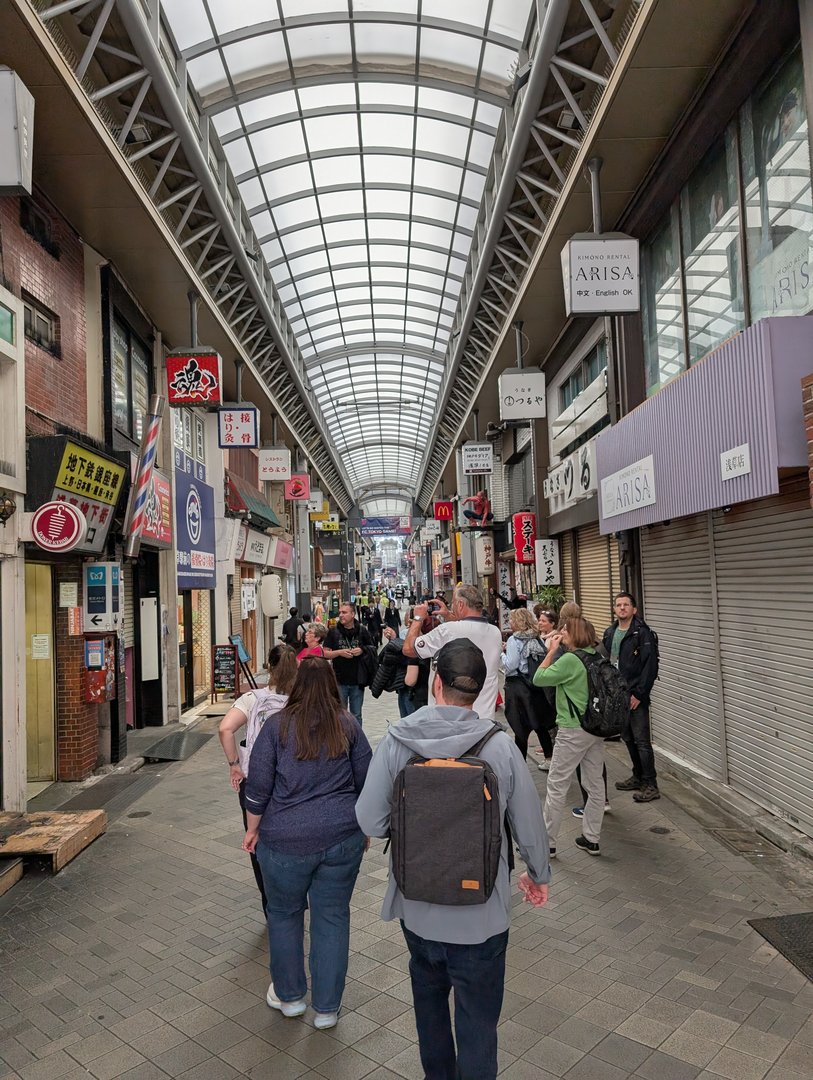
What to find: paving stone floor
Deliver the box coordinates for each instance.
[2,695,813,1080]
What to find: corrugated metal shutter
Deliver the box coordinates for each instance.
[640,513,723,779]
[576,522,614,631]
[230,566,242,636]
[714,478,813,837]
[560,531,574,603]
[122,563,135,648]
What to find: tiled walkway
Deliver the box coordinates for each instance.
[2,697,813,1080]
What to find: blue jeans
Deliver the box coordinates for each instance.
[401,924,509,1080]
[258,833,365,1013]
[338,683,364,726]
[397,688,416,717]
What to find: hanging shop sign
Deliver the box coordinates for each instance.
[139,468,172,548]
[242,528,270,565]
[166,349,222,406]
[512,512,536,565]
[434,500,454,521]
[218,406,259,448]
[422,519,441,538]
[462,441,493,475]
[31,501,87,553]
[269,538,293,570]
[174,468,216,589]
[600,454,656,520]
[544,439,597,510]
[82,562,121,633]
[498,368,546,421]
[307,489,325,514]
[561,233,640,316]
[315,513,340,532]
[535,538,560,587]
[475,533,495,576]
[285,474,310,501]
[0,69,35,196]
[258,446,292,481]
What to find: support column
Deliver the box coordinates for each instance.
[0,528,26,811]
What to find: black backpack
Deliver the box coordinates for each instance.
[518,638,546,691]
[389,725,504,906]
[564,650,629,738]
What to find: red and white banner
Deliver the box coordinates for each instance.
[166,350,222,406]
[31,501,87,553]
[513,512,536,565]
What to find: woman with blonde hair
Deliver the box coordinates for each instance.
[533,617,607,858]
[243,658,372,1030]
[503,607,555,767]
[219,644,298,910]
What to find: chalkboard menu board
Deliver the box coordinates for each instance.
[211,644,237,700]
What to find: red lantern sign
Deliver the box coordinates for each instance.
[513,512,536,565]
[434,500,454,521]
[31,501,87,553]
[166,350,222,406]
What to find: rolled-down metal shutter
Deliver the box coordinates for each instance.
[122,563,135,648]
[640,513,724,779]
[713,478,813,837]
[576,522,615,631]
[230,565,243,636]
[560,531,574,603]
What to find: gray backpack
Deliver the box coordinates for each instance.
[389,724,504,906]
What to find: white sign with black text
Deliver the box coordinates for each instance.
[535,538,561,587]
[720,443,751,482]
[258,446,292,481]
[561,233,640,316]
[498,368,546,421]
[544,439,597,511]
[601,455,656,520]
[462,442,493,475]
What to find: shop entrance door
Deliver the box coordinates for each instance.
[25,563,56,782]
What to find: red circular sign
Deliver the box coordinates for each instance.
[31,502,87,553]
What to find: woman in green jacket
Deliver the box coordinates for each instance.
[533,616,607,858]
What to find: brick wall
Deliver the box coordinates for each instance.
[804,373,813,508]
[0,193,87,435]
[54,564,101,780]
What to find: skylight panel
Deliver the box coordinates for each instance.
[353,23,418,63]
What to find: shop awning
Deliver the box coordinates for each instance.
[226,471,280,531]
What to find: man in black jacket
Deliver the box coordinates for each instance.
[281,607,304,647]
[323,602,373,726]
[603,593,660,802]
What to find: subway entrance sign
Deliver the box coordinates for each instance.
[82,562,121,633]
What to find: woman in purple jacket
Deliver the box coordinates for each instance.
[243,657,372,1030]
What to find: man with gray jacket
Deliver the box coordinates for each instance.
[356,638,550,1080]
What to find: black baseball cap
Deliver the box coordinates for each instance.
[433,638,486,695]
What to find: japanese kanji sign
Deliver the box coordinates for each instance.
[513,511,536,565]
[55,441,126,506]
[475,533,495,575]
[535,538,561,586]
[258,446,292,481]
[218,407,259,448]
[499,368,546,421]
[461,442,493,475]
[166,350,222,406]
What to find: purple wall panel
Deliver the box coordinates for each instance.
[596,318,813,534]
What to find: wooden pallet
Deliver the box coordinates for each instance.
[0,857,23,897]
[0,811,107,873]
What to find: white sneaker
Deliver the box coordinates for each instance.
[266,983,307,1017]
[313,1011,339,1030]
[537,759,551,772]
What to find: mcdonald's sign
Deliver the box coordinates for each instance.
[434,500,454,521]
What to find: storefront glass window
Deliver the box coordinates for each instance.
[112,319,130,433]
[131,338,150,442]
[0,302,14,345]
[680,132,744,363]
[643,206,684,395]
[742,49,813,321]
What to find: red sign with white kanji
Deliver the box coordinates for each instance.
[285,474,310,501]
[217,406,259,448]
[513,512,536,565]
[31,501,87,553]
[434,500,454,521]
[166,351,222,406]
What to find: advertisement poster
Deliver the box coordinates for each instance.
[174,468,217,589]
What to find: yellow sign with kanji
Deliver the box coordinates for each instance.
[55,441,126,506]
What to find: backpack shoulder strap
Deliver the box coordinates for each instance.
[464,722,504,758]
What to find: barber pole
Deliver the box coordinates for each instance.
[124,395,165,558]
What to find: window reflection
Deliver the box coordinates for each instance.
[643,207,684,396]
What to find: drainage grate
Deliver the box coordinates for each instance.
[709,828,777,856]
[141,731,213,761]
[748,912,813,982]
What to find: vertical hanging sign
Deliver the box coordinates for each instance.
[512,512,536,565]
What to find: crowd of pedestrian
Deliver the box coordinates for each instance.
[218,581,660,1077]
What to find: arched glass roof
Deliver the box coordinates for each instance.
[161,0,534,514]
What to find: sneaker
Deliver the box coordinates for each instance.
[633,785,661,803]
[575,835,601,856]
[537,759,551,772]
[549,845,556,858]
[614,776,641,791]
[604,803,611,813]
[313,1011,338,1030]
[571,806,585,818]
[266,984,307,1017]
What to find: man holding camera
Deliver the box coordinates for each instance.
[403,584,503,719]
